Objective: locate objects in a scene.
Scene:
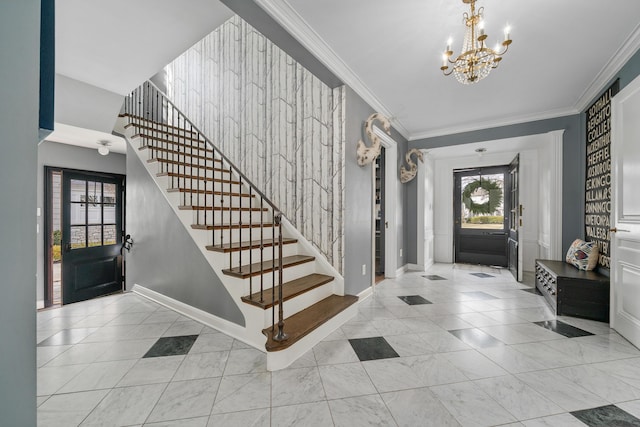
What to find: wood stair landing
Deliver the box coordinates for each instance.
[263,294,358,351]
[222,255,315,278]
[242,273,334,309]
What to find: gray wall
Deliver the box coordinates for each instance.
[343,88,408,295]
[36,141,127,304]
[405,115,582,264]
[126,145,244,325]
[344,87,375,295]
[0,1,39,424]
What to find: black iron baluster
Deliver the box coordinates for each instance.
[273,213,287,342]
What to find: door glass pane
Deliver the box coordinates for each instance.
[103,183,116,204]
[87,204,102,225]
[103,204,116,224]
[461,173,505,229]
[103,225,117,245]
[70,203,86,225]
[86,181,100,206]
[70,179,85,202]
[70,226,86,249]
[88,225,102,247]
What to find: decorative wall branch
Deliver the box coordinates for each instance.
[356,113,391,166]
[400,148,424,183]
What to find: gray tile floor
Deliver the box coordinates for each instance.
[36,264,640,426]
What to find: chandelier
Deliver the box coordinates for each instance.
[440,0,512,84]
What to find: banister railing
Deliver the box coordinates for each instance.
[123,81,288,343]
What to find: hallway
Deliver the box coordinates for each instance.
[37,264,640,426]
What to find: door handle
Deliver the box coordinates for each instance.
[610,228,630,233]
[385,221,388,229]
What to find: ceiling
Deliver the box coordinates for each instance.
[48,0,234,154]
[48,0,640,153]
[256,0,640,140]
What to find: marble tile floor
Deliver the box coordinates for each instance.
[36,263,640,426]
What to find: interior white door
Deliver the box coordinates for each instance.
[611,75,640,347]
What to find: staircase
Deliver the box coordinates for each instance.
[120,81,357,370]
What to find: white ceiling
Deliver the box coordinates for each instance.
[49,0,640,152]
[49,0,234,152]
[257,0,640,139]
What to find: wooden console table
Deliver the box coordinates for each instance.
[535,259,610,322]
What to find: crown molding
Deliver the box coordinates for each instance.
[574,22,640,112]
[254,0,411,140]
[408,107,578,141]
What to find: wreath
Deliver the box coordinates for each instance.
[462,178,503,215]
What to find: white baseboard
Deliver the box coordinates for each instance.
[395,265,408,277]
[358,286,373,301]
[132,284,256,350]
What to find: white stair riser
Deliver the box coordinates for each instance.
[187,210,272,225]
[147,153,220,168]
[134,136,209,150]
[172,193,262,208]
[219,243,299,267]
[128,122,206,137]
[223,261,316,292]
[150,163,233,178]
[191,225,277,244]
[158,176,245,193]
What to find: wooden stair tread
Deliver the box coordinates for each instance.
[157,172,241,185]
[167,188,254,198]
[125,122,200,138]
[178,205,267,212]
[148,158,227,172]
[263,294,358,351]
[191,222,273,231]
[222,255,315,278]
[121,114,200,135]
[242,273,334,309]
[207,237,297,253]
[135,132,209,146]
[140,145,217,162]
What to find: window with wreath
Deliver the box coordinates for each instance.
[460,173,505,229]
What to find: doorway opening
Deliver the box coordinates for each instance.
[45,169,63,306]
[44,167,126,308]
[454,165,511,267]
[375,147,385,283]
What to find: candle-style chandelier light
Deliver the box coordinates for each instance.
[440,0,512,84]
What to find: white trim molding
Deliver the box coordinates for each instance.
[132,284,252,347]
[549,129,565,260]
[575,23,640,113]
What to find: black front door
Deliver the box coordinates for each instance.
[507,155,520,280]
[454,165,511,267]
[62,171,124,304]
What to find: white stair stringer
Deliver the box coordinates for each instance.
[122,124,354,370]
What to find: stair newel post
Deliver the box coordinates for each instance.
[248,187,253,299]
[228,163,233,268]
[273,212,288,342]
[236,176,242,270]
[271,211,276,331]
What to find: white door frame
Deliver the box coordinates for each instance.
[423,131,564,271]
[415,150,433,271]
[371,126,398,281]
[611,75,640,340]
